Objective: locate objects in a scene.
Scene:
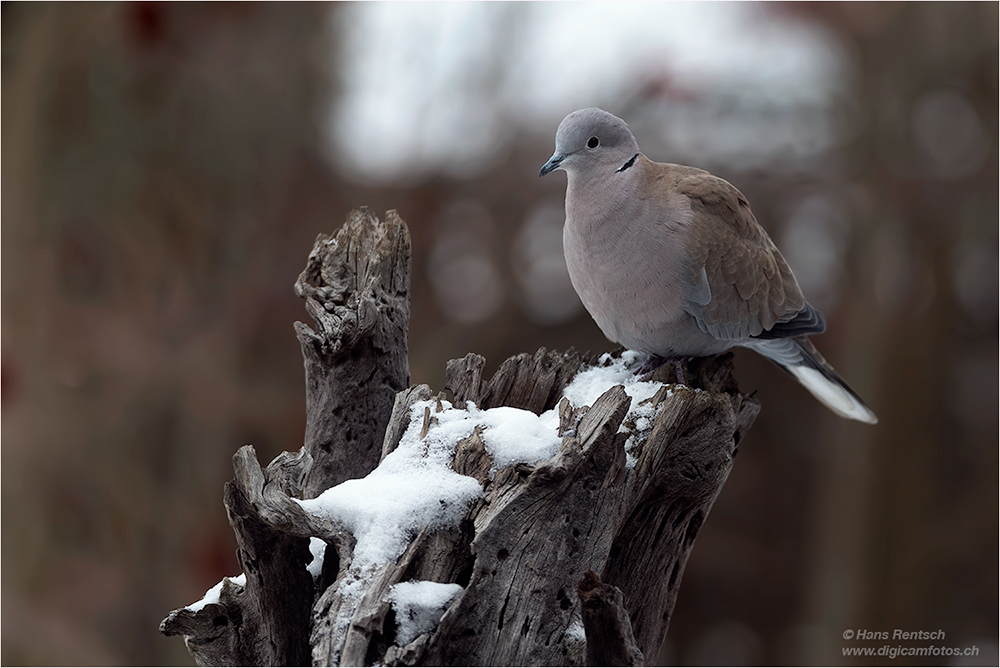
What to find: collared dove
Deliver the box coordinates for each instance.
[540,107,877,424]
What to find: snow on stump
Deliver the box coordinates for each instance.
[159,207,759,666]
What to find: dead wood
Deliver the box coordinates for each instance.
[294,207,411,498]
[160,207,758,667]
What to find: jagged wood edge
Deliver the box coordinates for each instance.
[159,446,354,666]
[294,206,412,499]
[578,570,644,667]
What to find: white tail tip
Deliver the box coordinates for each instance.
[787,365,878,424]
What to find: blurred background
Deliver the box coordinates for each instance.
[2,2,996,665]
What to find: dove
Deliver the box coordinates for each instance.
[539,108,877,424]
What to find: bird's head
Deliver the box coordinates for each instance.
[539,108,640,179]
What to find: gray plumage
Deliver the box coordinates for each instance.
[540,107,877,424]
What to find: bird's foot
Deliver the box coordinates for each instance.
[634,354,690,385]
[634,353,666,380]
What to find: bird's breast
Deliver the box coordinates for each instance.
[562,183,725,357]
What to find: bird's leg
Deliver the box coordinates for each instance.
[635,353,691,386]
[671,358,688,386]
[635,353,667,380]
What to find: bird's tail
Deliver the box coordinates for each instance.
[743,337,878,424]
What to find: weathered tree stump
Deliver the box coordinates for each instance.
[160,208,759,667]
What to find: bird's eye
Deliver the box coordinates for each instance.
[587,136,600,149]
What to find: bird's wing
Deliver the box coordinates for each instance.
[669,168,824,341]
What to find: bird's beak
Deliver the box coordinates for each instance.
[539,153,565,177]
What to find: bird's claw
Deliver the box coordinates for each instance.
[633,354,690,386]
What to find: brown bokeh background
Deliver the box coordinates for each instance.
[2,3,996,666]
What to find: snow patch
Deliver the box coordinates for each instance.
[479,405,561,469]
[563,350,665,411]
[308,537,326,580]
[388,580,464,646]
[563,352,673,469]
[296,399,485,568]
[565,619,587,643]
[186,573,247,612]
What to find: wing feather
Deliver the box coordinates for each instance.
[674,170,820,342]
